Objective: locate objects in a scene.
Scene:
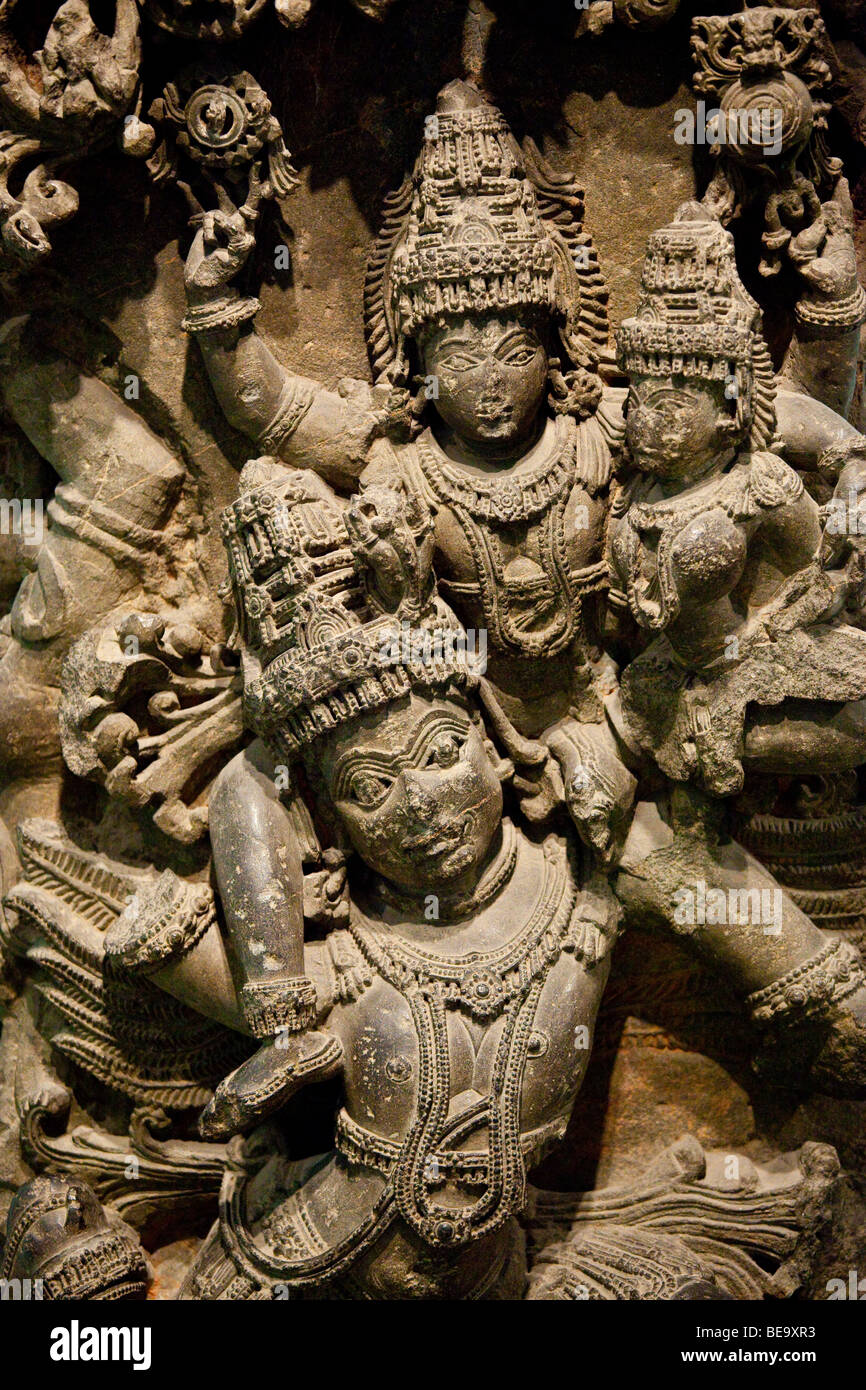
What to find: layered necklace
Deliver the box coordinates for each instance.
[348,832,581,1248]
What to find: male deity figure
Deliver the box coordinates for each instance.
[114,461,817,1299]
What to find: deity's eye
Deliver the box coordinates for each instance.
[345,771,394,808]
[421,730,466,769]
[439,351,482,373]
[501,344,538,367]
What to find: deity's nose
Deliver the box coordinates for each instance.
[401,770,439,817]
[482,360,506,392]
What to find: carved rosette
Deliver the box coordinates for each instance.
[690,5,864,305]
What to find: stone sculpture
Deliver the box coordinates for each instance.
[0,0,865,1303]
[611,203,866,800]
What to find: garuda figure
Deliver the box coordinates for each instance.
[101,462,837,1300]
[136,465,621,1298]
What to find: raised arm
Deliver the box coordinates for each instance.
[0,316,183,526]
[184,196,386,489]
[201,738,343,1138]
[776,180,865,423]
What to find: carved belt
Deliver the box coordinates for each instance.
[335,1108,565,1188]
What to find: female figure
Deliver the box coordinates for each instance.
[609,203,866,799]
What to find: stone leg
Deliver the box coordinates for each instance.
[614,787,866,1095]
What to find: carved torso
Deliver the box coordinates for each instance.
[608,452,804,666]
[363,404,623,734]
[327,829,612,1152]
[226,825,618,1297]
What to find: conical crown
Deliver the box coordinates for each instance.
[617,203,778,447]
[388,80,561,339]
[617,202,761,382]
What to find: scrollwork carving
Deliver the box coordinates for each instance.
[59,612,245,843]
[0,1,142,266]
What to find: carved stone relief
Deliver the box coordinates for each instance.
[1,0,866,1308]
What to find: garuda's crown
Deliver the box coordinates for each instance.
[221,460,479,758]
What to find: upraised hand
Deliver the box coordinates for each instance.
[183,172,263,305]
[789,178,863,318]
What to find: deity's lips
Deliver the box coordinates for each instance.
[476,403,511,423]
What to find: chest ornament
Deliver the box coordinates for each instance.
[327,836,618,1252]
[414,421,597,660]
[349,830,581,1023]
[416,418,576,525]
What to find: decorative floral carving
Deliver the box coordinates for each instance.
[0,0,142,265]
[692,5,865,311]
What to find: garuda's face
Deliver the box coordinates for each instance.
[422,313,549,454]
[316,693,503,897]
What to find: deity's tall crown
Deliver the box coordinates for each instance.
[365,80,609,387]
[388,80,558,339]
[617,202,776,446]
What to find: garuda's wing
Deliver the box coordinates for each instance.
[2,818,250,1111]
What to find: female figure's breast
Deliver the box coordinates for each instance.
[669,508,748,603]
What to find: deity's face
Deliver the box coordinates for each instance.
[421,312,549,455]
[625,376,738,483]
[312,692,503,897]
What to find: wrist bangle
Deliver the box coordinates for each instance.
[241,978,318,1037]
[182,295,260,334]
[747,938,864,1027]
[795,284,866,331]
